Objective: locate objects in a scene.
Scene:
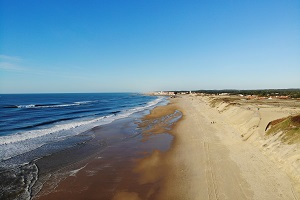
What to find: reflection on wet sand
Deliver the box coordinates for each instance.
[35,103,181,200]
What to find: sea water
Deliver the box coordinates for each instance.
[0,93,166,199]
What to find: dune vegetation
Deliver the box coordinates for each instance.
[266,115,300,144]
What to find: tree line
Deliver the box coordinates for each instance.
[172,89,300,98]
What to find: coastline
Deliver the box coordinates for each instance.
[0,93,166,199]
[32,95,300,199]
[33,100,182,200]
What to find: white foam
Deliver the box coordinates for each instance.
[0,97,166,163]
[74,100,98,104]
[0,115,109,145]
[17,104,35,108]
[69,164,87,176]
[15,100,97,109]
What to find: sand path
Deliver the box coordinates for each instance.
[160,96,299,200]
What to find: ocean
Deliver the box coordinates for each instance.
[0,93,167,199]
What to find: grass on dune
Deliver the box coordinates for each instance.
[209,97,240,107]
[266,115,300,144]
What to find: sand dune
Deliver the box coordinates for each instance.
[159,95,300,199]
[202,95,300,193]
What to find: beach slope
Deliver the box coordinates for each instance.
[157,95,299,200]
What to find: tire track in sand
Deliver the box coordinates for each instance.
[204,142,219,200]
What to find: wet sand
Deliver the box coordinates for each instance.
[34,102,181,200]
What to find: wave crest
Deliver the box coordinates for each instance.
[0,97,166,163]
[4,101,97,109]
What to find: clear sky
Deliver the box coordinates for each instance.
[0,0,299,93]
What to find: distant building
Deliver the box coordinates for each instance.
[219,93,229,96]
[153,91,175,96]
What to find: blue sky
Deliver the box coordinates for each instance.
[0,0,299,93]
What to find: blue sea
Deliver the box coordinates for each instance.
[0,93,165,168]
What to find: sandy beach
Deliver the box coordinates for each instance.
[155,95,300,200]
[34,101,181,200]
[34,95,300,199]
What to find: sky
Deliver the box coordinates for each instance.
[0,0,299,93]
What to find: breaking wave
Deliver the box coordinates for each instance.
[0,97,165,165]
[3,101,97,109]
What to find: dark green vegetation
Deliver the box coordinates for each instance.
[266,115,300,144]
[173,89,300,98]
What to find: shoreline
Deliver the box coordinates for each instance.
[34,101,181,200]
[33,95,300,199]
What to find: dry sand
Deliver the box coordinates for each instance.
[154,95,300,200]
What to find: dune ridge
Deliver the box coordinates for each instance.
[202,95,300,193]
